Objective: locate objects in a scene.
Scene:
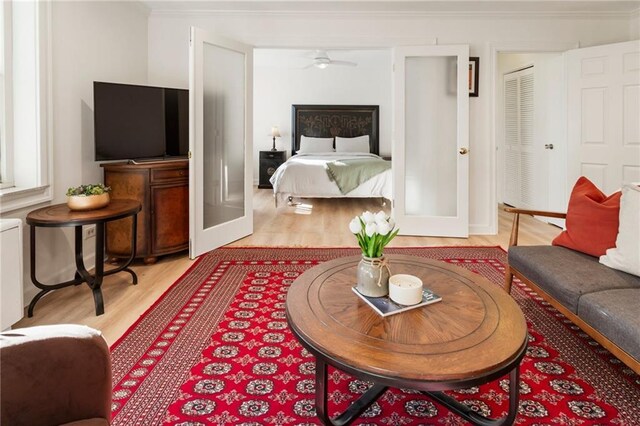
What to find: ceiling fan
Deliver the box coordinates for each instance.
[303,50,357,69]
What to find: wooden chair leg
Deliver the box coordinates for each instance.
[504,266,514,294]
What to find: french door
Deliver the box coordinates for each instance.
[189,27,253,258]
[392,45,470,237]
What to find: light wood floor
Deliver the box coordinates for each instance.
[14,188,562,345]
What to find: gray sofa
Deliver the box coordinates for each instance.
[504,208,640,375]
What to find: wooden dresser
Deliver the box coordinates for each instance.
[101,161,188,264]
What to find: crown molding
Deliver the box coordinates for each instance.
[149,8,634,20]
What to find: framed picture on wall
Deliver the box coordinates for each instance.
[469,57,479,97]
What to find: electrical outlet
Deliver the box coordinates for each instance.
[83,225,96,240]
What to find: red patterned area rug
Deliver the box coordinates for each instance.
[110,247,640,425]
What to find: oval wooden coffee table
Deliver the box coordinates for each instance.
[286,255,528,426]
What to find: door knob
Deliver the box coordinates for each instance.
[459,147,469,155]
[544,144,554,150]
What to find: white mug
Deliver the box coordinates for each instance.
[388,274,423,305]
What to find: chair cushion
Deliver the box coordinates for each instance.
[0,325,111,426]
[60,418,109,426]
[508,245,640,313]
[577,288,640,361]
[552,176,621,257]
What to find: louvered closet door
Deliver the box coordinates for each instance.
[504,76,519,206]
[503,67,536,209]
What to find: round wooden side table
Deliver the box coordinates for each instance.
[286,254,528,426]
[26,199,141,316]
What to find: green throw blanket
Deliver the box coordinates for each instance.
[325,158,391,194]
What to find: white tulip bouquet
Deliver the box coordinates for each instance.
[349,210,399,258]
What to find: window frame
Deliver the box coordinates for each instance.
[0,0,14,189]
[0,0,52,213]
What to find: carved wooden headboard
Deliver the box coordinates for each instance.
[291,105,379,155]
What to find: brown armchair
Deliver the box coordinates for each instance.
[1,324,112,426]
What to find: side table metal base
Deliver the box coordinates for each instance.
[28,215,137,317]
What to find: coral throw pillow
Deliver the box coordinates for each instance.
[552,177,621,257]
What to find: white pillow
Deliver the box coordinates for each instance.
[599,184,640,276]
[298,136,334,153]
[335,135,370,153]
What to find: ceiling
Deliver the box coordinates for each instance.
[141,1,640,14]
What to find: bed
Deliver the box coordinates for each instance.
[269,105,392,205]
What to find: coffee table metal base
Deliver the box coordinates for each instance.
[314,359,521,426]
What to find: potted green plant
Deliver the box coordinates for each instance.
[66,183,111,211]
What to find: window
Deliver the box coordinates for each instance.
[0,0,51,213]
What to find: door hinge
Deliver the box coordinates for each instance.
[188,150,192,159]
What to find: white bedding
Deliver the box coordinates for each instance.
[269,152,392,204]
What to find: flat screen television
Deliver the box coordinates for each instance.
[94,82,189,161]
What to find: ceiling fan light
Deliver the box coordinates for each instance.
[315,62,329,69]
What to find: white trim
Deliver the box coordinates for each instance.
[469,224,494,235]
[488,40,578,235]
[149,10,635,20]
[0,0,52,214]
[0,1,14,188]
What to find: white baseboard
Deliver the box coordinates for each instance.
[469,223,496,235]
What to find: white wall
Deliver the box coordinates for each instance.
[254,49,392,180]
[147,10,635,234]
[0,1,148,308]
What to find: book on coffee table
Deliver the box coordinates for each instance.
[352,286,442,317]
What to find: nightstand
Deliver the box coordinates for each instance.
[258,150,286,188]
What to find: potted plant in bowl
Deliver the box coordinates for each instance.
[66,183,111,211]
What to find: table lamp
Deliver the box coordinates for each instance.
[270,126,281,151]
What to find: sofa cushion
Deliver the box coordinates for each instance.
[600,184,640,277]
[508,245,640,313]
[577,289,640,361]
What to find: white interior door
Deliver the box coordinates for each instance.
[567,40,640,194]
[503,68,535,208]
[537,55,567,219]
[189,27,253,258]
[392,45,469,237]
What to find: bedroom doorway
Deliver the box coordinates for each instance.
[188,27,254,258]
[392,45,470,237]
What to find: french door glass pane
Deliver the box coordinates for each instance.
[404,56,458,217]
[202,42,245,229]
